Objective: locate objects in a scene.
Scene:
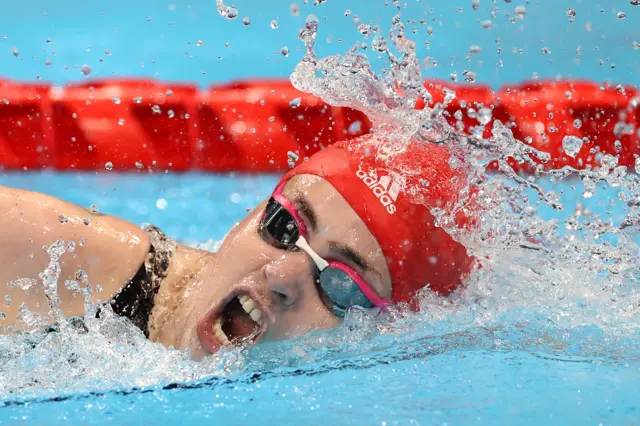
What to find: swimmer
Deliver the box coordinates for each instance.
[0,134,473,359]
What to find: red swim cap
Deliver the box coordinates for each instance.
[281,133,475,307]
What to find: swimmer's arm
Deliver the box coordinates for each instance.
[0,186,150,330]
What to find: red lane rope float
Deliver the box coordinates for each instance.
[0,78,637,172]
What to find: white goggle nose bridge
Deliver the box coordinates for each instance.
[294,235,329,271]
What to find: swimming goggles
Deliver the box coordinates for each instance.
[258,182,390,317]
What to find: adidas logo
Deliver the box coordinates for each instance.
[356,169,400,214]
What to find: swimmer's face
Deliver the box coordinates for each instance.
[176,174,392,360]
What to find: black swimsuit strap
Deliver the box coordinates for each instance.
[109,225,174,336]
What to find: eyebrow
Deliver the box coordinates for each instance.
[292,193,381,280]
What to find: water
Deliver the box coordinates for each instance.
[2,1,640,424]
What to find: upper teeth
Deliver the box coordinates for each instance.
[212,294,264,346]
[239,294,263,323]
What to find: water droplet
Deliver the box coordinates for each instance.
[462,70,477,83]
[4,295,11,307]
[45,59,52,66]
[514,5,526,20]
[541,47,552,55]
[372,35,388,52]
[168,109,175,118]
[562,135,583,158]
[112,96,121,105]
[573,119,582,129]
[11,47,18,57]
[566,8,577,23]
[133,96,142,104]
[82,217,91,226]
[469,45,482,54]
[89,204,98,213]
[617,11,627,19]
[358,24,372,38]
[152,105,161,114]
[80,64,92,76]
[196,40,203,47]
[281,46,290,57]
[472,0,480,11]
[242,16,251,26]
[480,20,493,29]
[58,215,69,224]
[135,161,144,169]
[104,49,112,56]
[270,20,279,29]
[289,97,301,108]
[478,107,492,125]
[118,118,125,126]
[344,9,351,16]
[105,161,113,171]
[631,0,640,5]
[156,198,168,210]
[268,116,276,122]
[635,157,640,174]
[290,3,300,16]
[216,0,238,19]
[75,270,88,283]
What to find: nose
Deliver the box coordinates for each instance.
[263,250,316,310]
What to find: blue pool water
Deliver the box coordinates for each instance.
[1,0,639,424]
[1,172,639,424]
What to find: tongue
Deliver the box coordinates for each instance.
[222,298,258,342]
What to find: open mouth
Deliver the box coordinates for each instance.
[198,292,267,354]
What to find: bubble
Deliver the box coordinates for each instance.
[562,135,583,158]
[469,45,482,54]
[80,64,92,76]
[133,96,142,104]
[242,16,251,26]
[104,49,112,56]
[4,295,11,307]
[118,118,125,126]
[541,47,552,55]
[573,119,582,129]
[290,3,300,16]
[156,198,168,210]
[58,215,69,224]
[281,46,290,57]
[480,20,493,29]
[11,47,18,57]
[632,0,640,5]
[472,0,480,10]
[105,161,113,171]
[270,20,279,29]
[112,96,121,105]
[372,36,388,52]
[45,59,52,66]
[514,5,526,19]
[566,8,576,23]
[617,11,627,19]
[344,9,351,16]
[196,40,204,47]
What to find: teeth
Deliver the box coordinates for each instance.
[241,298,256,313]
[213,317,230,346]
[238,294,263,325]
[250,308,262,322]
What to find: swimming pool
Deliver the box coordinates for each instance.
[2,0,640,424]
